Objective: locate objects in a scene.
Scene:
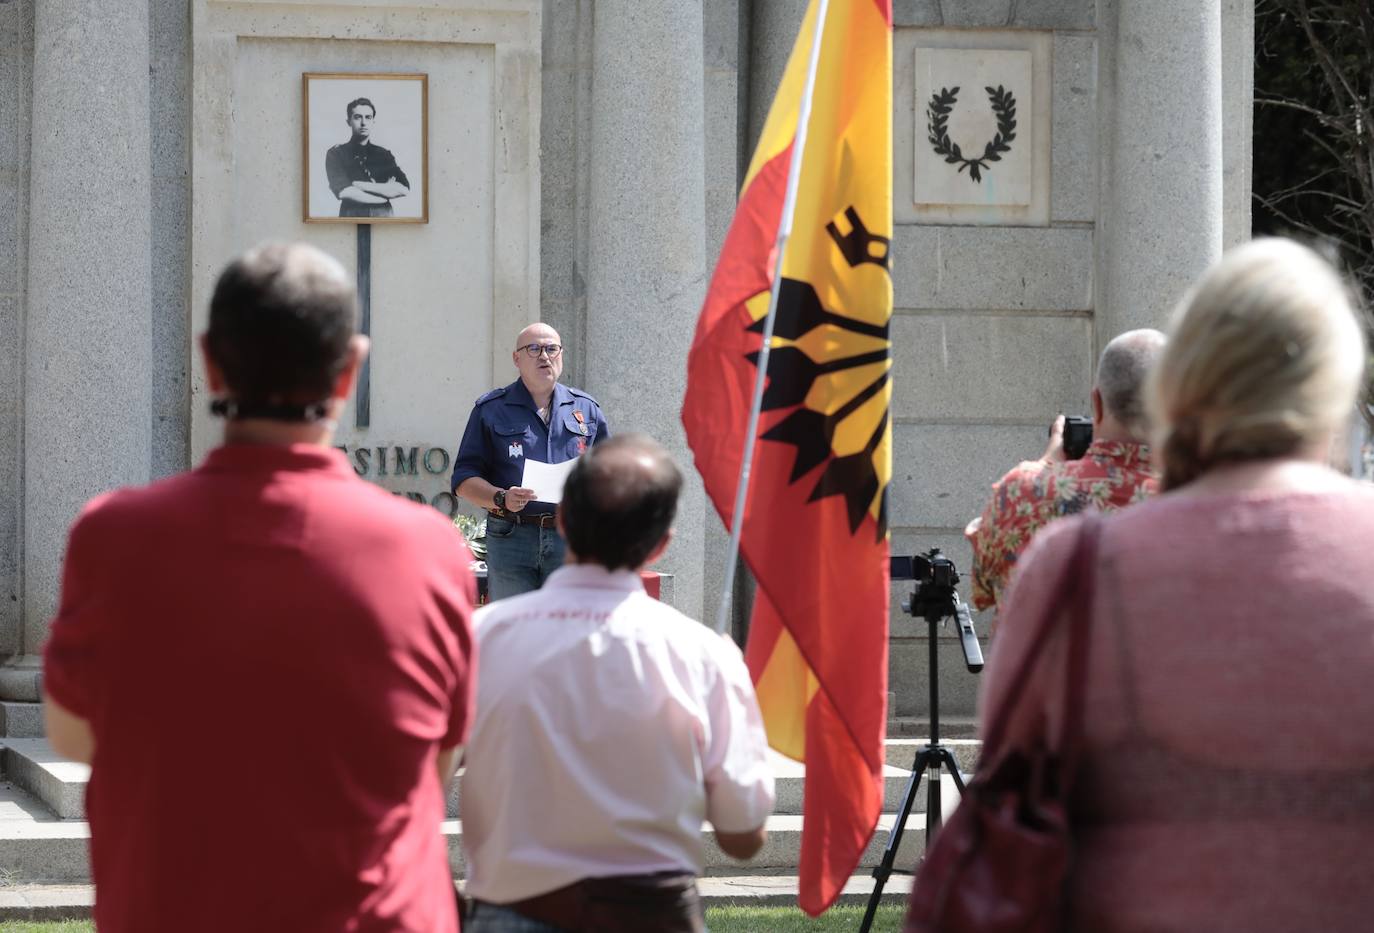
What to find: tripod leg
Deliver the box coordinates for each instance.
[926,757,942,839]
[925,746,974,840]
[940,747,969,794]
[858,749,930,933]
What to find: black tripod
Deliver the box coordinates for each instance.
[858,551,983,933]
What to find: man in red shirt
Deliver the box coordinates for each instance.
[43,243,476,932]
[966,329,1166,616]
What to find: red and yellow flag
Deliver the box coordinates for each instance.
[681,0,892,916]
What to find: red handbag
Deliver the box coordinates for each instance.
[904,516,1101,933]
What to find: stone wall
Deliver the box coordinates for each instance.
[887,2,1100,716]
[0,0,1253,720]
[0,0,31,659]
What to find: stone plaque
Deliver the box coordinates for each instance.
[894,29,1051,226]
[914,48,1031,207]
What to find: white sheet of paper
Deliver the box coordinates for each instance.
[521,458,577,503]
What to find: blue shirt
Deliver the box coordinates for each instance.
[451,380,610,515]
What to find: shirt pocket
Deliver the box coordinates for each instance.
[492,423,534,465]
[562,413,592,457]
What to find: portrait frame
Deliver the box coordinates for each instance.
[302,72,429,224]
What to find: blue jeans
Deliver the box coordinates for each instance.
[465,902,565,933]
[484,515,565,601]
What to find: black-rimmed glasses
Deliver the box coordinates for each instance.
[521,343,563,359]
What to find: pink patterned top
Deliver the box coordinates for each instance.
[981,483,1374,932]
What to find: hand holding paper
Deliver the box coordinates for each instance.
[520,458,577,503]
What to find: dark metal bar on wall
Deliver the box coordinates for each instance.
[356,223,372,427]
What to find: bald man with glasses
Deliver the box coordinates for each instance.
[452,323,611,600]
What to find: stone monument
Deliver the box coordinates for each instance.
[0,0,1253,732]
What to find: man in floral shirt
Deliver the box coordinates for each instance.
[966,329,1166,616]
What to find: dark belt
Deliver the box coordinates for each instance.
[471,871,704,933]
[487,507,558,529]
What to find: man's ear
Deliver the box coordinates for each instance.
[1091,386,1104,426]
[200,334,226,394]
[332,335,371,401]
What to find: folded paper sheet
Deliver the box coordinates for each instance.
[521,458,576,503]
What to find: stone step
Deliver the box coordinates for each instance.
[884,738,981,772]
[3,737,983,824]
[0,884,96,923]
[440,812,927,875]
[445,749,977,819]
[2,739,89,820]
[0,702,45,738]
[0,874,916,922]
[697,871,913,907]
[887,716,980,739]
[0,774,934,885]
[0,781,91,883]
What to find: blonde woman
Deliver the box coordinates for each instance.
[976,239,1374,931]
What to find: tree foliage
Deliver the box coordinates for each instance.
[1254,0,1374,299]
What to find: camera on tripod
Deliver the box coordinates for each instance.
[891,549,983,672]
[861,548,987,931]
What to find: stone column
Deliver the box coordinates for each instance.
[1101,0,1224,341]
[747,0,808,150]
[16,0,153,687]
[585,0,708,621]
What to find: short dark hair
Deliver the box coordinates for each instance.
[561,434,682,571]
[346,98,376,120]
[205,243,356,405]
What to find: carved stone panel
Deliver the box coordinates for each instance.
[914,48,1031,205]
[895,29,1052,226]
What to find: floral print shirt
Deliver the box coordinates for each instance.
[967,440,1157,612]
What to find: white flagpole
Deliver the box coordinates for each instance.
[714,0,832,635]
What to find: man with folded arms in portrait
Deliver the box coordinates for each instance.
[325,96,411,218]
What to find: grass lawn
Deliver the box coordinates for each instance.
[708,904,905,931]
[0,904,906,932]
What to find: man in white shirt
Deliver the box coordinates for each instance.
[461,434,775,933]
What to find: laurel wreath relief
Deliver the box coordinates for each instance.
[926,85,1017,183]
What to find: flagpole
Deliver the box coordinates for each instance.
[714,0,832,635]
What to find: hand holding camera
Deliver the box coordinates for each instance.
[1044,413,1093,462]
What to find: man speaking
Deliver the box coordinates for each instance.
[452,322,610,600]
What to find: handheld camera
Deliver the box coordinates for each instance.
[1062,415,1093,459]
[891,549,983,672]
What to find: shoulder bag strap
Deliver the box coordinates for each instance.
[978,515,1101,761]
[1058,514,1101,776]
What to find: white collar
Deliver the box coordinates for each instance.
[543,563,646,593]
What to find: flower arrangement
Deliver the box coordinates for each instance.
[453,513,487,560]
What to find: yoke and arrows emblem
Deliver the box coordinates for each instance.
[742,205,893,542]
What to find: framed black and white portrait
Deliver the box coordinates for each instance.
[303,73,428,224]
